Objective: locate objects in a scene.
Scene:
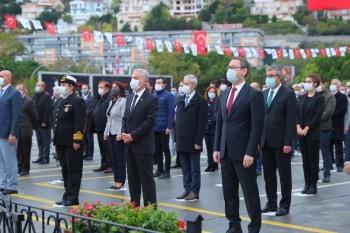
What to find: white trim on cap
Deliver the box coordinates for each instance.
[66,75,77,83]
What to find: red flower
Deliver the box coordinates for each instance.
[178,219,185,229]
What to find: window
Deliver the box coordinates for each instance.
[94,43,99,47]
[46,58,52,62]
[84,43,90,48]
[135,56,141,60]
[38,58,43,62]
[94,50,99,54]
[209,40,220,45]
[289,7,294,10]
[210,33,220,38]
[134,49,141,54]
[243,39,254,45]
[46,51,52,55]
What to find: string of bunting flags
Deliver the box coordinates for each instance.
[4,14,350,59]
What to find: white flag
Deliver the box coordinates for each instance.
[243,48,252,58]
[93,31,104,43]
[119,67,124,75]
[125,35,133,42]
[20,18,31,30]
[105,32,113,45]
[102,65,106,74]
[250,47,258,57]
[207,45,211,52]
[310,48,317,58]
[288,49,295,59]
[299,49,307,59]
[69,26,77,32]
[57,24,64,34]
[325,48,331,57]
[191,44,197,56]
[264,49,272,54]
[330,48,337,56]
[155,40,163,52]
[215,46,224,55]
[136,37,143,49]
[283,49,289,58]
[32,20,43,30]
[339,47,347,56]
[164,41,172,52]
[271,49,278,59]
[182,43,189,54]
[230,47,239,56]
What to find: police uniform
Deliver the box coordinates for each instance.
[52,75,86,206]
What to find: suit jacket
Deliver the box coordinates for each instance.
[261,85,296,148]
[214,83,264,160]
[122,89,159,155]
[34,91,52,128]
[82,93,94,131]
[331,92,348,140]
[206,100,217,134]
[174,91,208,153]
[320,90,335,131]
[91,93,112,133]
[296,93,325,141]
[0,85,22,138]
[104,97,126,136]
[19,95,38,138]
[52,94,86,146]
[345,126,350,162]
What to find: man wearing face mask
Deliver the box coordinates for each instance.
[174,74,208,201]
[220,76,232,92]
[16,84,38,176]
[91,81,113,173]
[122,68,159,207]
[316,77,335,182]
[329,79,348,172]
[32,81,52,164]
[52,75,86,206]
[0,70,22,195]
[340,85,350,143]
[153,77,175,179]
[81,84,94,161]
[213,57,264,233]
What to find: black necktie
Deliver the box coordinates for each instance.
[130,94,138,113]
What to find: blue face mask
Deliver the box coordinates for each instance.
[35,86,40,93]
[171,91,176,96]
[265,78,276,88]
[226,69,238,84]
[208,93,216,99]
[58,86,67,96]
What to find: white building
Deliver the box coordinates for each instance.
[171,0,204,19]
[20,0,64,20]
[251,0,303,20]
[69,0,108,25]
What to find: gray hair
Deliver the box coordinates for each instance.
[53,86,60,91]
[16,84,26,91]
[266,65,282,76]
[133,68,149,81]
[184,74,198,86]
[332,79,341,86]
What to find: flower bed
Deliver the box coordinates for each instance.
[68,200,186,233]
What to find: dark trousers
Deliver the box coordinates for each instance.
[329,139,344,168]
[262,142,292,210]
[179,152,201,194]
[320,130,332,176]
[126,149,156,207]
[204,133,216,166]
[17,136,32,173]
[84,131,94,157]
[299,139,320,185]
[154,131,171,172]
[107,135,126,183]
[221,153,261,233]
[96,132,112,169]
[56,144,84,203]
[35,127,51,161]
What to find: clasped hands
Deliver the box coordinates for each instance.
[213,151,254,168]
[297,126,309,136]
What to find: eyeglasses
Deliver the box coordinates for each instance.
[226,66,242,70]
[266,75,280,78]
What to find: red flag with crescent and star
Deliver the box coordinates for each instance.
[334,47,341,56]
[145,38,153,50]
[174,41,182,53]
[193,30,207,56]
[294,49,301,59]
[237,47,246,57]
[276,49,283,59]
[223,46,231,56]
[115,34,125,46]
[82,29,92,41]
[258,48,266,58]
[305,48,312,58]
[5,15,17,29]
[320,48,327,57]
[308,0,350,10]
[45,22,56,35]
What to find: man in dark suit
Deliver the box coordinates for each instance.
[260,66,296,217]
[81,84,94,161]
[16,84,38,176]
[174,75,208,201]
[345,121,350,175]
[329,79,348,172]
[0,70,22,195]
[32,81,52,164]
[213,57,264,233]
[122,68,159,207]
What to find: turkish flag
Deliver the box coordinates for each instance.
[193,30,207,56]
[305,48,312,58]
[45,22,56,35]
[320,48,327,57]
[347,46,350,54]
[174,42,182,53]
[115,34,125,46]
[82,29,92,41]
[308,0,350,11]
[294,49,301,59]
[5,15,17,29]
[276,49,283,59]
[223,46,231,56]
[145,38,153,50]
[238,47,246,57]
[334,47,341,56]
[258,48,266,59]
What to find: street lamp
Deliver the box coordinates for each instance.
[30,64,46,79]
[83,57,96,73]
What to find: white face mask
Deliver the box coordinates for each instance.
[340,90,346,95]
[294,90,300,96]
[155,84,163,92]
[183,85,191,95]
[98,88,105,95]
[316,86,323,93]
[330,84,338,92]
[220,84,227,91]
[262,88,268,91]
[0,77,4,86]
[226,69,238,84]
[130,79,140,91]
[300,88,305,95]
[178,86,184,94]
[304,83,314,92]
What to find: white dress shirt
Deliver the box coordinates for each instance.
[226,81,246,107]
[131,87,146,109]
[267,83,282,102]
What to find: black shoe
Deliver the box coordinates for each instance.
[208,165,218,172]
[256,169,262,176]
[306,184,317,194]
[153,170,162,178]
[19,171,29,176]
[275,208,289,216]
[171,164,181,168]
[322,175,330,183]
[55,199,66,205]
[159,171,171,179]
[301,184,309,194]
[205,165,212,172]
[152,161,157,165]
[0,188,5,192]
[261,205,277,213]
[337,167,343,172]
[2,189,18,195]
[320,167,324,171]
[226,228,243,233]
[39,160,49,164]
[84,156,93,161]
[63,201,79,206]
[32,158,42,163]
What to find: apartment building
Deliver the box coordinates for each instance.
[327,9,350,20]
[172,0,204,19]
[69,0,108,24]
[251,0,303,20]
[20,0,64,20]
[17,28,265,72]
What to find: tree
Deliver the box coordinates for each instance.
[111,0,122,14]
[316,21,328,35]
[134,25,138,31]
[272,15,277,23]
[0,32,26,58]
[6,2,22,15]
[187,18,202,30]
[214,5,226,23]
[120,22,132,32]
[63,13,73,24]
[102,23,113,32]
[242,17,257,28]
[37,11,60,25]
[198,8,211,22]
[209,0,220,14]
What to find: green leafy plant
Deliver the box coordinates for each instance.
[68,200,186,233]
